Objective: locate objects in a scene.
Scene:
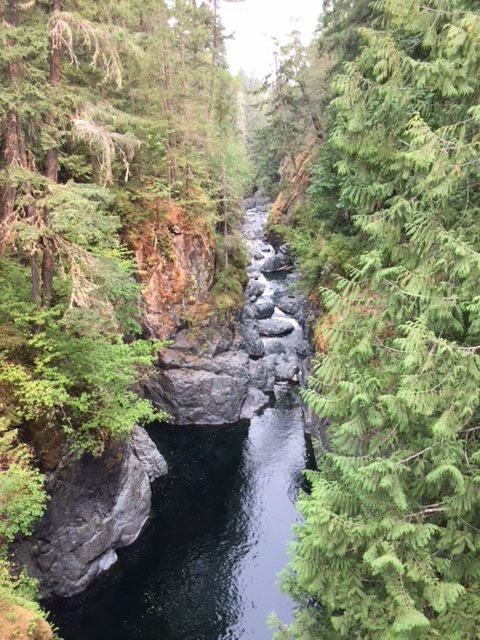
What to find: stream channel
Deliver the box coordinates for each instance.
[49,205,314,640]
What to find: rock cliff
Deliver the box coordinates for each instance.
[14,428,167,599]
[144,201,310,426]
[131,204,216,339]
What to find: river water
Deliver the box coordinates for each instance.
[50,205,313,640]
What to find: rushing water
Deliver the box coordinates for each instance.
[50,395,314,640]
[50,204,314,639]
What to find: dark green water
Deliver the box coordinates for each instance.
[49,390,313,640]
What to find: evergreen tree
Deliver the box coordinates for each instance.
[278,1,480,638]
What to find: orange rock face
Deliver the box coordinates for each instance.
[269,151,312,228]
[0,601,53,640]
[131,203,216,339]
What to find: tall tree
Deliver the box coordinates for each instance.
[277,2,480,639]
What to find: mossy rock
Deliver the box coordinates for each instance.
[0,600,52,640]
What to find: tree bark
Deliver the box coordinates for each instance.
[0,2,22,248]
[41,0,63,308]
[31,253,42,310]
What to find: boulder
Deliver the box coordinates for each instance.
[14,428,167,599]
[237,323,265,358]
[147,351,251,425]
[261,245,293,274]
[245,279,266,301]
[274,292,308,326]
[257,318,295,337]
[240,387,270,420]
[264,339,286,356]
[241,304,256,321]
[275,354,300,382]
[295,340,310,358]
[249,356,277,392]
[253,298,275,319]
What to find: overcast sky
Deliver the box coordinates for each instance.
[220,0,321,78]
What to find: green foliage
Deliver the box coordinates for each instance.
[0,465,46,545]
[0,257,168,455]
[213,231,248,317]
[0,0,245,626]
[277,1,480,639]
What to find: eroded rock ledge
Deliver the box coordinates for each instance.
[14,427,167,599]
[144,202,310,427]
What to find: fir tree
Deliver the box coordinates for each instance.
[278,1,480,639]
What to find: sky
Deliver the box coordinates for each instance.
[220,0,321,78]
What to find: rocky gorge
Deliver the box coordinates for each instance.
[14,196,312,603]
[145,201,310,426]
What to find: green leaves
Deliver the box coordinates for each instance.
[278,1,480,639]
[0,465,47,544]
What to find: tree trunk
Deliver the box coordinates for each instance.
[222,163,229,268]
[298,79,324,141]
[31,253,42,309]
[0,2,22,249]
[41,0,63,308]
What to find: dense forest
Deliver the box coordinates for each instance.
[2,0,480,638]
[254,1,480,638]
[0,0,249,632]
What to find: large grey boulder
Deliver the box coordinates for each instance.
[245,279,266,301]
[264,339,286,356]
[240,387,270,420]
[236,323,265,358]
[14,428,167,599]
[257,318,295,337]
[275,354,300,382]
[261,245,293,273]
[147,351,251,425]
[253,298,275,319]
[274,292,308,326]
[249,356,277,392]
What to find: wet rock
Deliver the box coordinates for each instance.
[245,279,266,301]
[240,387,270,420]
[257,318,295,337]
[264,339,286,356]
[261,244,293,274]
[247,266,261,278]
[253,298,275,319]
[130,427,168,482]
[147,352,251,425]
[295,341,310,358]
[241,304,256,322]
[237,322,265,358]
[249,356,277,392]
[14,428,167,599]
[274,292,308,326]
[275,354,300,382]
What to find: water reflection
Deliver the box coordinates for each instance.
[49,391,313,640]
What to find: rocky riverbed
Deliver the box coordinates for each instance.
[145,202,310,425]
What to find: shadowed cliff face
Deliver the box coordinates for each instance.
[131,205,216,339]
